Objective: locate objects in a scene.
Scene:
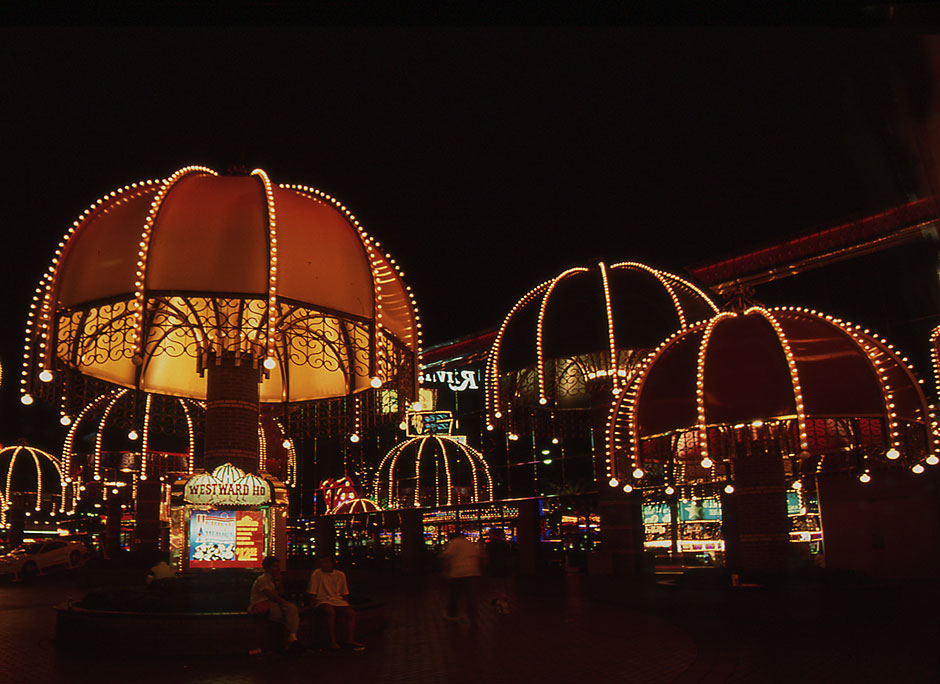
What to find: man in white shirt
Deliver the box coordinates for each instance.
[306,556,363,650]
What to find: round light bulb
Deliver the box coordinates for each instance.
[632,468,644,479]
[608,478,619,488]
[665,486,675,495]
[622,484,633,493]
[39,369,53,383]
[539,397,547,405]
[21,394,34,406]
[885,448,900,460]
[282,439,291,449]
[701,457,713,468]
[485,424,494,432]
[349,433,360,443]
[400,421,408,431]
[60,415,72,426]
[370,376,382,388]
[792,480,802,490]
[263,357,277,370]
[412,402,423,411]
[859,472,871,483]
[724,484,735,494]
[926,455,939,466]
[912,464,925,474]
[552,437,559,445]
[128,430,139,441]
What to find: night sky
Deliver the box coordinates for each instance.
[1,26,933,442]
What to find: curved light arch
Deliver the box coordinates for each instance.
[537,268,590,403]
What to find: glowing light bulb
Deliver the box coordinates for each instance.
[792,480,802,491]
[608,478,619,488]
[39,369,53,382]
[552,437,559,445]
[701,457,713,468]
[60,415,71,426]
[539,397,547,405]
[912,464,925,474]
[412,402,423,411]
[508,433,519,441]
[349,434,360,443]
[665,486,675,495]
[622,484,633,493]
[400,421,408,431]
[21,394,33,406]
[859,472,871,483]
[370,376,383,388]
[885,448,900,460]
[494,411,502,419]
[927,455,939,466]
[633,468,644,479]
[282,439,291,449]
[263,357,277,370]
[724,484,735,494]
[486,424,494,432]
[128,430,139,440]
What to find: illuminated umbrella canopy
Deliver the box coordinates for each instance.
[606,306,939,488]
[485,262,717,431]
[0,446,67,525]
[22,165,420,413]
[376,435,493,508]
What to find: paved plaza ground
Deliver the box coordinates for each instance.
[1,565,938,684]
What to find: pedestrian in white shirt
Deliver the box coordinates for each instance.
[306,555,363,650]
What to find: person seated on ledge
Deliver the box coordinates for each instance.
[306,555,364,651]
[146,552,177,584]
[250,556,302,653]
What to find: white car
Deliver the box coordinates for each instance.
[0,539,86,579]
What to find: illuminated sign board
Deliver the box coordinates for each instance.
[183,463,271,506]
[643,499,722,524]
[419,368,481,392]
[407,410,454,436]
[189,509,265,568]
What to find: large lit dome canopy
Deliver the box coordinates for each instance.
[485,261,717,424]
[22,165,419,408]
[605,306,939,487]
[376,435,493,509]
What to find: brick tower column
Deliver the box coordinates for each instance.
[726,435,790,575]
[204,355,261,473]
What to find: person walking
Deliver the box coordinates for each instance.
[441,530,483,624]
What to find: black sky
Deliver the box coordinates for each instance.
[0,26,932,395]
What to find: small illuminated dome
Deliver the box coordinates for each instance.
[329,497,383,515]
[0,446,67,526]
[376,435,493,509]
[23,165,419,407]
[607,306,937,485]
[486,261,717,426]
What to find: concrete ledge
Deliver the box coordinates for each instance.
[55,602,385,656]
